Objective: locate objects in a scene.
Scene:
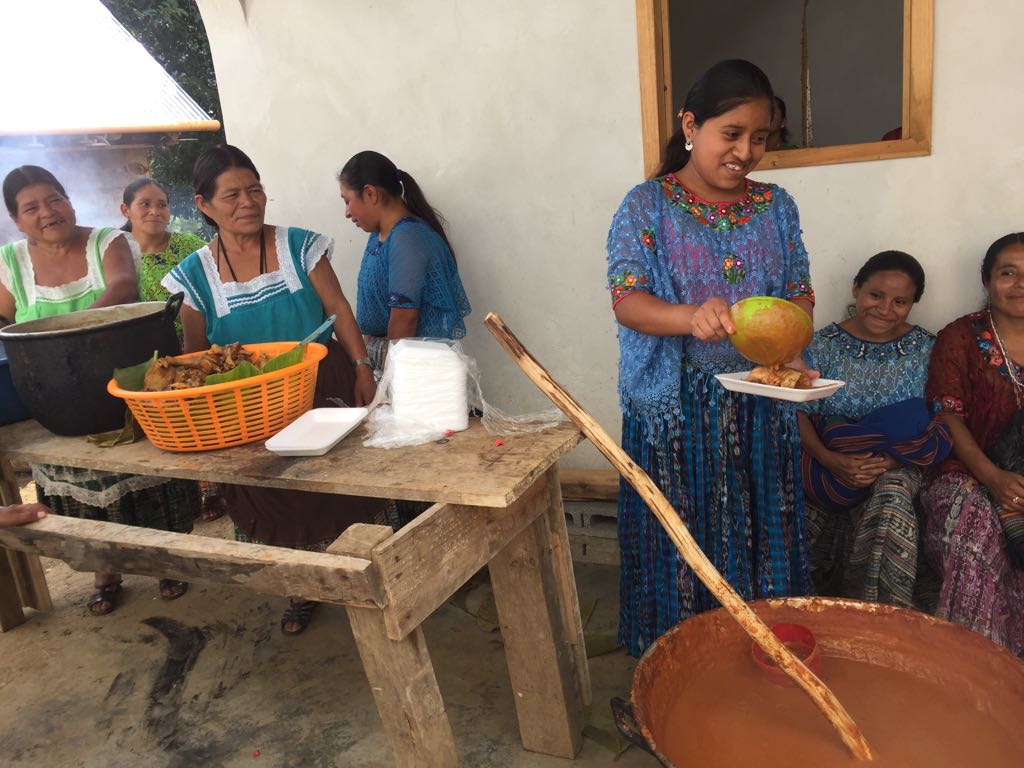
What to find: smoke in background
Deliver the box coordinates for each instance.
[0,143,207,245]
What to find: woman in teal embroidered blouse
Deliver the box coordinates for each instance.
[162,145,383,635]
[607,60,814,657]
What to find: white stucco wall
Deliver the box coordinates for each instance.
[196,0,1024,468]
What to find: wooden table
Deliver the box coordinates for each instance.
[0,418,590,767]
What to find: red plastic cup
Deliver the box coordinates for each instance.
[751,622,822,687]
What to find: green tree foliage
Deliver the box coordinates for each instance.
[99,0,224,224]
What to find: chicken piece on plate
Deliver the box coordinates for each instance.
[747,365,812,389]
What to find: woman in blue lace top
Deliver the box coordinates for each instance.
[607,60,815,657]
[338,151,470,370]
[798,251,950,608]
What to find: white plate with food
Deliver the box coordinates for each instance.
[715,370,845,402]
[265,407,368,456]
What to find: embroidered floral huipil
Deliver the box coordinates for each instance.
[606,174,814,658]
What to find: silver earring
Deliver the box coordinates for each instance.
[684,137,693,151]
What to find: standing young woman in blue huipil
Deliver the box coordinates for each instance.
[337,150,470,371]
[337,150,471,529]
[606,60,815,657]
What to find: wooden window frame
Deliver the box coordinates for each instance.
[635,0,934,176]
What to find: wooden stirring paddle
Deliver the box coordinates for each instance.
[484,312,874,762]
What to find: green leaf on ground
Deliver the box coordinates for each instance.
[580,598,597,628]
[584,707,633,758]
[584,632,623,658]
[474,589,500,633]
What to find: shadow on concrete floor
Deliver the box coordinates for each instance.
[0,511,654,767]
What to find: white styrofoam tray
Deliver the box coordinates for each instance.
[714,371,845,402]
[265,407,368,456]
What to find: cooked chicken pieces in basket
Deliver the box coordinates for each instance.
[143,342,270,392]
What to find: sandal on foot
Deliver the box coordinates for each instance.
[158,579,189,601]
[87,582,122,616]
[200,493,228,522]
[281,599,319,635]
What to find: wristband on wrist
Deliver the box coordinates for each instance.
[354,356,372,368]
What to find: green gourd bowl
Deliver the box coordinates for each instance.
[729,296,813,367]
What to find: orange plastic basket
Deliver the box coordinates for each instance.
[107,342,327,452]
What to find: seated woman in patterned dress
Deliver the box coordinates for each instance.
[920,233,1024,654]
[798,251,950,608]
[162,145,384,634]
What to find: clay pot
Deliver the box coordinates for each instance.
[729,296,812,366]
[613,597,1024,767]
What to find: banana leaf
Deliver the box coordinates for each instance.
[113,351,158,392]
[204,360,262,386]
[261,343,305,374]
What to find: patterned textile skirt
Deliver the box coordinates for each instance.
[233,529,337,553]
[617,365,811,658]
[38,470,197,535]
[222,340,386,547]
[920,470,1024,655]
[805,467,936,609]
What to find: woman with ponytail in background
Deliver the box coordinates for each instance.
[606,60,815,657]
[338,151,470,370]
[338,151,471,530]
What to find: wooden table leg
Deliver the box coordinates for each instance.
[333,524,459,768]
[544,466,592,707]
[0,457,51,629]
[346,607,459,768]
[0,550,26,631]
[489,474,586,758]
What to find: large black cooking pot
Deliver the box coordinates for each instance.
[0,294,183,436]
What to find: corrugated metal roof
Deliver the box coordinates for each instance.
[0,0,221,136]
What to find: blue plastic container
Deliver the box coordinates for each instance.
[0,339,30,425]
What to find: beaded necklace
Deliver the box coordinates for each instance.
[989,310,1024,409]
[217,228,266,282]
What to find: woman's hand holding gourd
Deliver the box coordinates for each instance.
[690,297,735,340]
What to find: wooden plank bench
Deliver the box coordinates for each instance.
[0,418,591,767]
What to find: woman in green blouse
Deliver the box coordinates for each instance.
[120,178,225,522]
[120,178,206,312]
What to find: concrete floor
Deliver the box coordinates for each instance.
[0,510,655,767]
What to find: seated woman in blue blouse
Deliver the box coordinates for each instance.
[337,151,471,370]
[798,251,950,608]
